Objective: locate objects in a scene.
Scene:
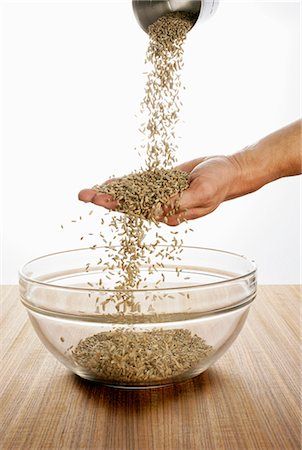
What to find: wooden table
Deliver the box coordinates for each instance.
[0,285,300,450]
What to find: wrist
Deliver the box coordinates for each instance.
[226,144,272,199]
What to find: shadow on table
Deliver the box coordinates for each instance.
[67,366,237,413]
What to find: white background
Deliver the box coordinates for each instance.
[1,0,301,284]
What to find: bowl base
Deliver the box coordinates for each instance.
[73,370,204,389]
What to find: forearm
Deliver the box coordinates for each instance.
[228,120,302,199]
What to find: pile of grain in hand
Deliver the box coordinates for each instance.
[72,328,212,383]
[94,168,189,220]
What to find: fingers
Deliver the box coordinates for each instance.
[79,177,121,208]
[162,180,206,215]
[178,187,201,209]
[156,183,215,225]
[78,189,118,210]
[78,189,97,203]
[163,206,216,226]
[154,182,202,223]
[91,194,118,210]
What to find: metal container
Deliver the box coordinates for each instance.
[132,0,219,33]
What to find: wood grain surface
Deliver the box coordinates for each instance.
[0,285,300,450]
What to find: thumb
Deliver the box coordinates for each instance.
[176,157,207,173]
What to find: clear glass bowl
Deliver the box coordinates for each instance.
[19,246,257,389]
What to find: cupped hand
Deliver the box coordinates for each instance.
[162,155,240,225]
[78,155,240,225]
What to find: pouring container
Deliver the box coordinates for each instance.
[132,0,219,33]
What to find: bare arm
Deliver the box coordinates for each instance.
[161,119,302,225]
[79,120,302,225]
[228,119,301,199]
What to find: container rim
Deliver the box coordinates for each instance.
[19,245,257,293]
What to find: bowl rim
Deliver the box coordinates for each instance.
[19,245,257,293]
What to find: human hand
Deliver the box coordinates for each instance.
[79,120,301,225]
[160,155,240,225]
[78,155,240,226]
[79,179,119,211]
